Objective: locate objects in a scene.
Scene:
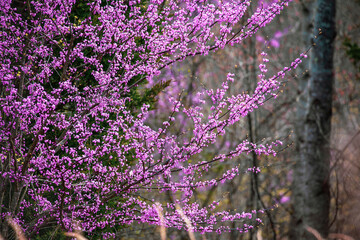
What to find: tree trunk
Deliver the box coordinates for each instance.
[291,0,336,239]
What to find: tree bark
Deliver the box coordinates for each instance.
[291,0,336,239]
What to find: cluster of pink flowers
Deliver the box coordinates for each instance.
[0,0,306,238]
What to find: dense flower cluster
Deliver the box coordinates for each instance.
[0,0,305,238]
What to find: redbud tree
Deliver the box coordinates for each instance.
[0,0,305,238]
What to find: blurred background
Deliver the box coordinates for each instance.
[125,0,360,239]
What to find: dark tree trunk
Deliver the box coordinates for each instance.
[291,0,336,239]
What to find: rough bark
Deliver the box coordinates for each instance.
[291,0,336,239]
